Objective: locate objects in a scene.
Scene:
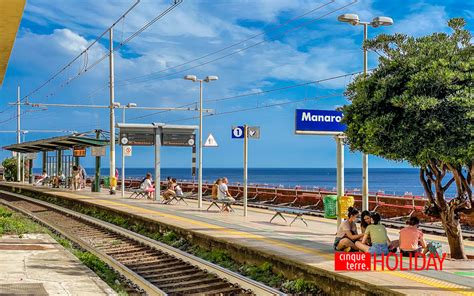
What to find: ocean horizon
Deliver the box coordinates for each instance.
[34,167,458,197]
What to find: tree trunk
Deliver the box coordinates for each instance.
[440,204,467,259]
[420,163,468,259]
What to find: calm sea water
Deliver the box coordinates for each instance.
[33,167,457,197]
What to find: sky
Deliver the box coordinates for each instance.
[0,0,472,169]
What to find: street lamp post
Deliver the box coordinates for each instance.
[338,13,393,212]
[184,75,218,209]
[120,102,137,197]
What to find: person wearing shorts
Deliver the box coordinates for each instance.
[356,212,390,255]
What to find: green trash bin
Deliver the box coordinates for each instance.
[323,195,338,219]
[102,177,110,188]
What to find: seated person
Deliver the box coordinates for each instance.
[140,173,154,198]
[334,207,364,252]
[218,177,235,202]
[53,173,65,188]
[360,210,372,245]
[175,182,184,198]
[162,178,177,201]
[34,171,48,186]
[356,212,390,255]
[211,178,221,200]
[399,216,427,256]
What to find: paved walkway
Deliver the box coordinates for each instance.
[0,233,116,296]
[4,183,474,295]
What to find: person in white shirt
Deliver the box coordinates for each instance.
[218,177,235,201]
[140,173,154,198]
[34,171,48,186]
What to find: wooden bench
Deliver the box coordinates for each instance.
[269,207,308,226]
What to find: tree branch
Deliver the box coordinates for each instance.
[420,167,435,204]
[443,177,456,191]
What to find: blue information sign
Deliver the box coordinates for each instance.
[232,126,245,138]
[295,109,346,134]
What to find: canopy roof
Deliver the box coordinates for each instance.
[3,133,110,153]
[0,0,26,86]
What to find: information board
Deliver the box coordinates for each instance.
[162,133,195,146]
[73,146,87,157]
[119,131,155,146]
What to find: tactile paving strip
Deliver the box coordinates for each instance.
[0,283,48,295]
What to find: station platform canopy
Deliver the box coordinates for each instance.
[0,0,26,86]
[3,131,110,153]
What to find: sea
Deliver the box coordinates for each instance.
[34,167,458,197]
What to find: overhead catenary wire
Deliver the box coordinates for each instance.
[0,0,183,127]
[21,0,142,102]
[43,0,183,100]
[114,0,358,88]
[165,93,343,124]
[128,69,370,121]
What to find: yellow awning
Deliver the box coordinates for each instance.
[0,0,26,86]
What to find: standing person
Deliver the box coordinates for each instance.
[78,165,87,189]
[211,178,221,200]
[356,212,390,255]
[399,216,427,256]
[218,177,235,202]
[334,207,364,252]
[71,166,81,191]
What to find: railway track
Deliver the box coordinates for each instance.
[0,190,284,296]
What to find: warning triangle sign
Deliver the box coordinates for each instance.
[204,133,218,147]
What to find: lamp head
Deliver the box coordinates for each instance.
[204,75,218,82]
[126,103,137,108]
[371,16,394,27]
[184,75,197,82]
[338,13,360,25]
[113,102,121,108]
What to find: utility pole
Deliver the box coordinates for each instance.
[16,86,21,182]
[109,28,116,194]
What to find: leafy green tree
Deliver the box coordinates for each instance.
[342,18,473,259]
[2,157,19,181]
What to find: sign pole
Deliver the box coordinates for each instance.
[154,127,161,201]
[336,136,344,228]
[121,107,125,198]
[243,125,248,217]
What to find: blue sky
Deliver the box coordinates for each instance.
[0,0,472,169]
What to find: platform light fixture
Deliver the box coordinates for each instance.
[337,13,394,215]
[184,74,219,209]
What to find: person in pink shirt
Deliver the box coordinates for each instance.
[399,216,427,256]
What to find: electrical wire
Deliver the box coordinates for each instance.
[114,0,357,88]
[128,69,370,121]
[165,93,343,124]
[82,0,338,99]
[22,0,141,102]
[42,0,183,100]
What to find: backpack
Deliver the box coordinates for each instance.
[426,241,442,257]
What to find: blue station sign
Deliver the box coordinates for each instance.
[295,109,346,135]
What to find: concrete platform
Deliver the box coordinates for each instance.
[0,233,116,295]
[2,183,474,295]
